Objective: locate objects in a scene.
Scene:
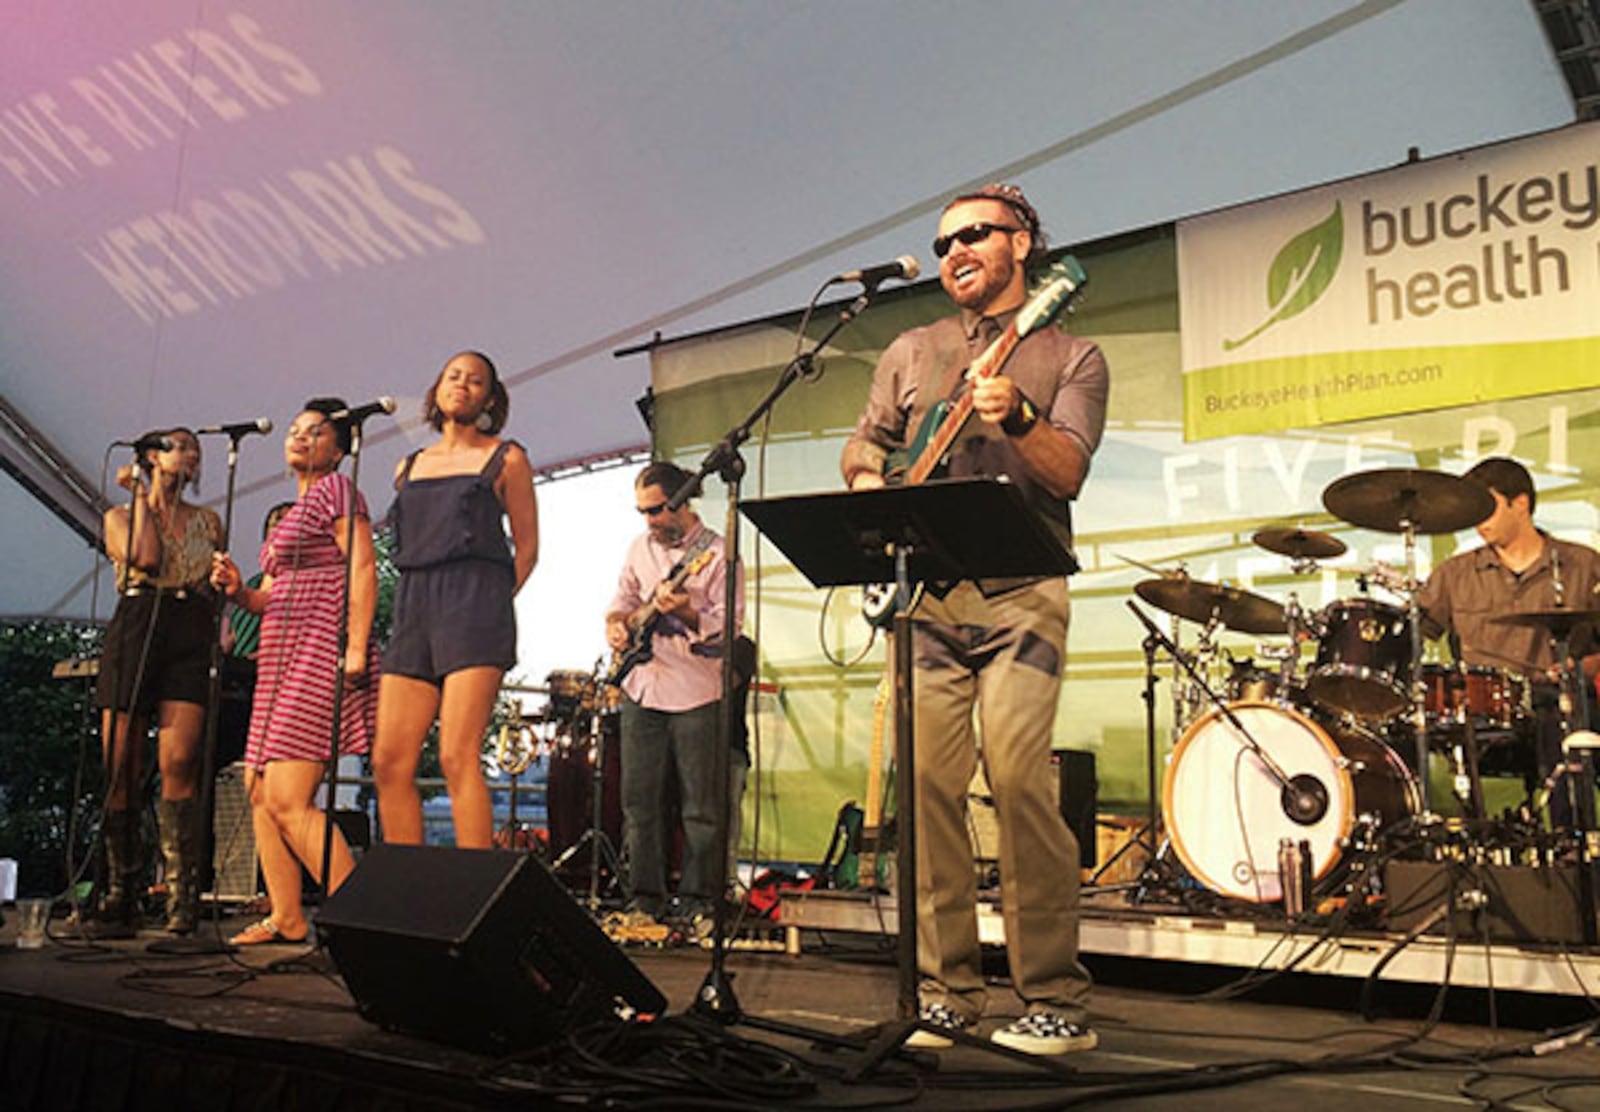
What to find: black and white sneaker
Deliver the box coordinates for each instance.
[905,1001,971,1048]
[991,1011,1098,1055]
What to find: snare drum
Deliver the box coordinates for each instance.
[1226,659,1281,703]
[1164,700,1418,903]
[1308,599,1413,720]
[1419,664,1528,731]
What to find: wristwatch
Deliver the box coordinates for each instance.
[1001,394,1039,437]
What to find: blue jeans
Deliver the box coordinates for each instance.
[620,699,724,904]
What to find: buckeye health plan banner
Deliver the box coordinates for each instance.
[1178,121,1600,441]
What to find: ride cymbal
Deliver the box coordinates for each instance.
[1252,527,1347,561]
[1134,577,1287,635]
[1322,468,1494,535]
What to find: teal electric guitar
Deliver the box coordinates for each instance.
[861,256,1088,628]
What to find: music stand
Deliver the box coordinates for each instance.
[742,476,1080,1074]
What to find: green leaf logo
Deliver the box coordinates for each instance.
[1223,202,1344,352]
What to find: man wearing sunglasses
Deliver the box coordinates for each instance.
[840,183,1109,1056]
[605,460,741,928]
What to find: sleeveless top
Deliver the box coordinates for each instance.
[388,440,516,571]
[114,505,222,591]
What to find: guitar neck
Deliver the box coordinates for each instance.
[862,667,890,830]
[904,323,1020,486]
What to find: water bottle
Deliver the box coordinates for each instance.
[1278,838,1304,917]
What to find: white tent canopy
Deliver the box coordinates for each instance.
[0,0,1574,625]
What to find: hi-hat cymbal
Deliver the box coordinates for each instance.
[1135,577,1287,634]
[1252,527,1347,561]
[1322,468,1494,535]
[1490,607,1600,637]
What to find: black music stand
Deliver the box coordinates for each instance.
[742,476,1080,1074]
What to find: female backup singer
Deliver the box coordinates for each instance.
[370,351,538,848]
[210,399,379,945]
[92,427,221,936]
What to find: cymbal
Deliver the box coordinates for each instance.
[1322,468,1494,535]
[1490,607,1600,636]
[1135,577,1287,634]
[1252,527,1347,561]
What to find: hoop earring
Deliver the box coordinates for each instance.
[476,408,495,432]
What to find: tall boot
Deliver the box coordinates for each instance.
[159,798,201,934]
[83,809,140,939]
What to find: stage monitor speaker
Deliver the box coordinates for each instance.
[318,844,666,1052]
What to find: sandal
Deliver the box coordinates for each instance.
[229,918,308,946]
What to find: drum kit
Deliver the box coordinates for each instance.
[498,664,625,903]
[1133,467,1595,907]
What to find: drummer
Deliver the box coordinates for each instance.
[1414,457,1600,827]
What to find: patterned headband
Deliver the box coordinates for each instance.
[951,182,1041,239]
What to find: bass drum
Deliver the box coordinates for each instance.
[1163,701,1418,903]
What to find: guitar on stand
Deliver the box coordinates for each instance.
[860,256,1088,628]
[856,665,894,890]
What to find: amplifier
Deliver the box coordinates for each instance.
[967,749,1096,869]
[208,761,258,902]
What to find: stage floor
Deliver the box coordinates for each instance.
[4,906,1599,1111]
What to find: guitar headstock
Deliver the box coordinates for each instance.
[1015,255,1088,337]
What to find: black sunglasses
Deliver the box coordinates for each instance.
[638,502,669,516]
[932,222,1021,259]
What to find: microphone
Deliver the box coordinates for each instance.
[328,397,397,423]
[832,255,920,287]
[112,433,173,452]
[195,417,273,438]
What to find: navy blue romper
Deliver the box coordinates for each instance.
[383,440,519,683]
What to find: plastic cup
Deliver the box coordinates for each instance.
[15,898,50,949]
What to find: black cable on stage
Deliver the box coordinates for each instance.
[472,1014,831,1110]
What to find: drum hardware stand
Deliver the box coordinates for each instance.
[492,706,540,852]
[1443,719,1488,822]
[550,680,627,912]
[1090,605,1168,892]
[1169,612,1189,740]
[1275,591,1312,694]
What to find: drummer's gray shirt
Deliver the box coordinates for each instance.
[1416,533,1600,673]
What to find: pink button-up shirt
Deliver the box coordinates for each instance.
[607,517,742,712]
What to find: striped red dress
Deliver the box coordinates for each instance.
[245,471,378,768]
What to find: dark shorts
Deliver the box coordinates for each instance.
[383,560,517,685]
[96,591,214,714]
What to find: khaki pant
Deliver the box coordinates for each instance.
[910,578,1091,1022]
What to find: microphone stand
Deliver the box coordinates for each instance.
[686,285,883,1047]
[315,415,376,918]
[86,450,154,937]
[153,429,249,954]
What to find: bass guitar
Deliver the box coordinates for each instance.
[861,256,1089,627]
[605,534,718,685]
